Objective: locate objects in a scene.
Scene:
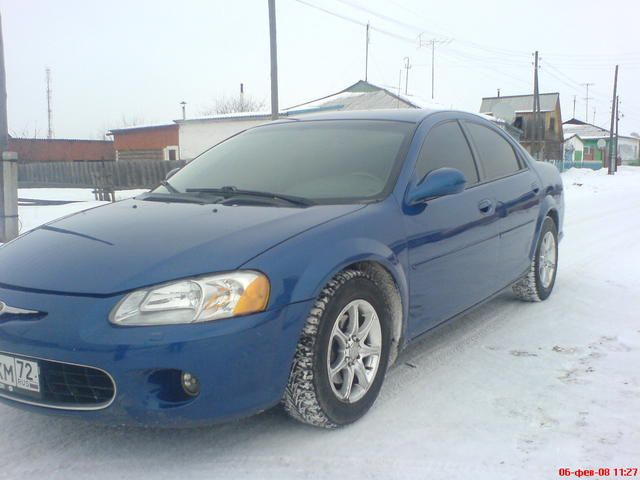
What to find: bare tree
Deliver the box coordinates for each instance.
[115,114,148,128]
[10,123,40,139]
[201,94,265,116]
[631,132,639,138]
[96,115,150,140]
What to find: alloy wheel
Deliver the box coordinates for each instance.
[539,231,557,289]
[326,299,382,403]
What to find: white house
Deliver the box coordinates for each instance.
[618,136,640,164]
[176,112,272,160]
[176,80,430,160]
[563,134,584,162]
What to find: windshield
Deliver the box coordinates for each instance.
[154,120,415,204]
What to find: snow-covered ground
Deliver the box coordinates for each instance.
[1,168,639,479]
[15,188,146,234]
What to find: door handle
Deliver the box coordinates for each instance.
[478,199,494,214]
[531,182,541,194]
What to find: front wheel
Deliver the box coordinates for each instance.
[283,270,391,428]
[513,216,558,302]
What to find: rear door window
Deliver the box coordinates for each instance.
[415,121,479,186]
[464,122,522,181]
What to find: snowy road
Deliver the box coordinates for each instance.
[1,169,639,479]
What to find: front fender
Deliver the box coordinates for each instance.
[293,237,407,310]
[241,200,410,340]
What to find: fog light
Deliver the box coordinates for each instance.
[181,372,200,396]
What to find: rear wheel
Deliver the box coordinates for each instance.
[513,216,558,302]
[283,270,391,428]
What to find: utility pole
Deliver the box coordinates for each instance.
[497,88,501,98]
[614,95,620,173]
[532,51,542,160]
[430,41,435,99]
[268,0,279,120]
[581,82,594,122]
[0,12,19,242]
[393,69,401,107]
[572,95,576,118]
[180,101,186,120]
[593,108,596,124]
[239,82,244,110]
[46,67,53,139]
[364,22,370,82]
[607,65,618,175]
[419,37,448,100]
[403,56,411,95]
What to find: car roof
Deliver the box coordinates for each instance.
[284,108,442,123]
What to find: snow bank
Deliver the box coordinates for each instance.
[11,188,147,237]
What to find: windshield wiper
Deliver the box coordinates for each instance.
[185,187,315,207]
[160,179,181,194]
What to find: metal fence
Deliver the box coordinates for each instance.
[548,159,603,173]
[18,160,186,189]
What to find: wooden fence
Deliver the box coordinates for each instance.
[18,160,187,189]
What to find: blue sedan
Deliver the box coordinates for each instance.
[0,109,563,428]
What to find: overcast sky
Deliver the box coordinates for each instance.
[1,0,638,138]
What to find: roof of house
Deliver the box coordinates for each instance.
[563,121,640,142]
[176,111,275,124]
[108,122,178,134]
[563,117,589,126]
[562,121,610,140]
[564,133,584,143]
[480,93,560,114]
[9,137,113,144]
[284,80,441,114]
[285,108,439,123]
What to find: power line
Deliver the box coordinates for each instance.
[581,82,595,123]
[295,0,419,45]
[336,0,425,35]
[438,48,531,89]
[419,35,450,99]
[382,0,531,57]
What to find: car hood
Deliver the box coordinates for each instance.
[0,198,364,296]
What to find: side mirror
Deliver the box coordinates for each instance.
[407,167,467,205]
[165,167,180,180]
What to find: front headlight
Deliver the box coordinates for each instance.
[109,271,270,326]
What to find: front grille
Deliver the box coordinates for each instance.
[40,361,115,406]
[0,353,115,410]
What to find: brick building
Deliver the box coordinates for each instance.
[108,123,179,161]
[9,137,115,163]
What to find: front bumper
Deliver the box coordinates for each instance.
[0,285,312,426]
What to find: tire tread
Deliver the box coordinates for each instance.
[282,269,374,428]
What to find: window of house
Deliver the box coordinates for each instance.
[415,121,479,186]
[164,146,179,161]
[464,122,522,180]
[549,117,556,131]
[514,116,523,130]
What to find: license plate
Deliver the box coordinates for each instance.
[0,353,40,394]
